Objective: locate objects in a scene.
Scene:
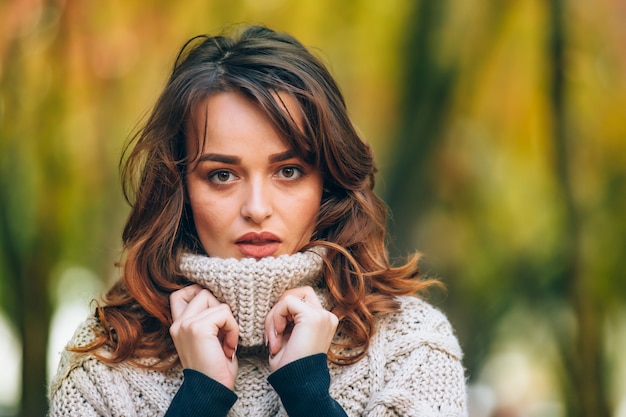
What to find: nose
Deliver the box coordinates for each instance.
[240,178,273,224]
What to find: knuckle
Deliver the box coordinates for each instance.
[214,303,230,315]
[169,290,181,302]
[328,312,339,327]
[286,294,300,303]
[197,288,210,299]
[313,310,338,327]
[179,318,201,335]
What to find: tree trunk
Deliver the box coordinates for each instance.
[383,0,455,256]
[18,260,52,417]
[546,1,610,416]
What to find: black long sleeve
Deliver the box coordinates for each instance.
[268,354,348,417]
[165,354,347,417]
[165,369,238,417]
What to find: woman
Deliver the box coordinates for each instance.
[49,25,467,416]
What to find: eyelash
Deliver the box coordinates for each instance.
[276,166,304,180]
[208,170,237,184]
[207,165,305,185]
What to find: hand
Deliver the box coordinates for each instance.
[169,284,239,389]
[264,286,339,371]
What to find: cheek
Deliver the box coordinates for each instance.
[293,189,322,232]
[188,189,227,232]
[191,200,228,230]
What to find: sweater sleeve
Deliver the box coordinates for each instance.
[360,297,468,416]
[48,372,102,417]
[164,369,238,417]
[49,318,237,417]
[268,354,348,417]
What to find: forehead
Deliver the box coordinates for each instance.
[185,90,304,156]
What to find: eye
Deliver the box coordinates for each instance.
[209,170,236,184]
[277,166,302,179]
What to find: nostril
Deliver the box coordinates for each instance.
[240,183,273,223]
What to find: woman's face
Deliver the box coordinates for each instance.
[185,91,323,259]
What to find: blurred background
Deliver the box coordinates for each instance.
[1,0,625,416]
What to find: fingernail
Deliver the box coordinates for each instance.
[274,329,278,338]
[264,332,268,347]
[231,345,237,362]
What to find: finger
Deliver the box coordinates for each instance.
[264,287,324,354]
[172,304,240,359]
[216,309,240,359]
[265,294,312,354]
[174,289,222,322]
[168,305,240,388]
[209,304,239,342]
[194,304,240,359]
[279,286,322,308]
[265,315,280,355]
[267,306,339,371]
[170,284,203,320]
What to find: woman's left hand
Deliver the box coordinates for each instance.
[265,286,339,371]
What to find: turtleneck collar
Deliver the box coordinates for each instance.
[179,247,326,347]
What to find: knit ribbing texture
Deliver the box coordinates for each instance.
[49,248,468,416]
[179,247,326,347]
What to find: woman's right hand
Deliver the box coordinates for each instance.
[169,284,239,389]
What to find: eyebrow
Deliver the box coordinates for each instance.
[198,153,241,164]
[197,150,296,165]
[269,150,296,164]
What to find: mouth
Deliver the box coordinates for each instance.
[235,232,281,258]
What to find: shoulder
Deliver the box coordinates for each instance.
[377,295,463,361]
[48,316,106,397]
[330,297,468,415]
[49,316,182,415]
[68,315,103,347]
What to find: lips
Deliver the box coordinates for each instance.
[235,232,281,258]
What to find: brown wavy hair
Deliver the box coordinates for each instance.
[75,25,436,368]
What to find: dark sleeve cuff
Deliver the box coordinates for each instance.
[165,369,237,417]
[268,354,348,417]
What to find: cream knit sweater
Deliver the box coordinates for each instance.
[49,249,467,416]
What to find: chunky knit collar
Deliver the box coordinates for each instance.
[179,247,326,347]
